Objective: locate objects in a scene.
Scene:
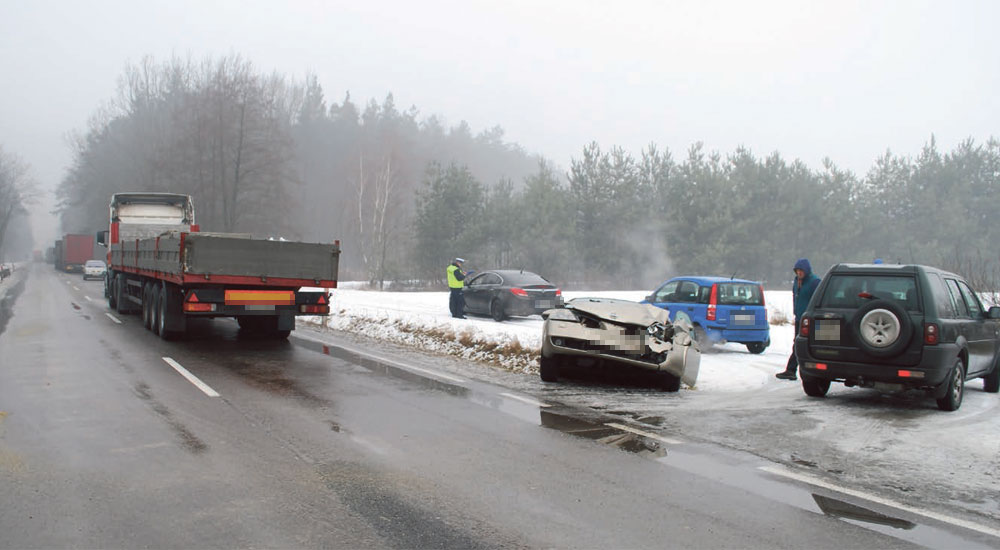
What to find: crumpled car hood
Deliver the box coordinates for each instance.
[565,298,671,326]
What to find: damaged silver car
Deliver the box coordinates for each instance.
[539,297,701,391]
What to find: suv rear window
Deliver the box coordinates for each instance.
[819,274,921,312]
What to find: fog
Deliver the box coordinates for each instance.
[2,0,999,251]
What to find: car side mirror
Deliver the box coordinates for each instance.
[988,306,1000,320]
[644,294,655,303]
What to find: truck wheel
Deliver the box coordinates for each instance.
[936,358,965,411]
[142,284,152,329]
[157,285,184,340]
[150,286,161,335]
[108,275,117,310]
[114,275,129,314]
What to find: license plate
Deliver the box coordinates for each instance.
[536,300,553,309]
[815,319,841,342]
[732,313,755,325]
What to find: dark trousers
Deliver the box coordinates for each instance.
[449,288,465,318]
[785,317,801,373]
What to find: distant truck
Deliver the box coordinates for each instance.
[59,234,94,273]
[98,192,339,339]
[53,239,63,271]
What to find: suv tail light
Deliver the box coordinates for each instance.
[800,317,810,337]
[924,322,939,345]
[707,284,718,321]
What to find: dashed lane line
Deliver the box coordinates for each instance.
[105,313,122,324]
[162,357,220,397]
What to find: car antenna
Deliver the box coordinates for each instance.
[730,271,738,280]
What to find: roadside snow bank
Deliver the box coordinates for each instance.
[319,288,796,391]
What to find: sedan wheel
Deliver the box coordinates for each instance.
[491,299,506,322]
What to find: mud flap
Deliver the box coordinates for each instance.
[162,284,187,334]
[277,313,295,331]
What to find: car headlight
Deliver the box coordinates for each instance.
[544,308,579,322]
[646,322,673,342]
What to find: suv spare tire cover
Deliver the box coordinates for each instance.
[853,299,913,358]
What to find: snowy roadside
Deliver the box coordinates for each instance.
[308,287,797,391]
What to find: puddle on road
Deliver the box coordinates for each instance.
[539,410,665,458]
[812,493,915,530]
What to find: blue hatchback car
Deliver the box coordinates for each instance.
[642,276,771,354]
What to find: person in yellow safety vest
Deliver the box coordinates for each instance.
[446,257,473,319]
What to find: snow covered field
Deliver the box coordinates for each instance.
[316,286,797,390]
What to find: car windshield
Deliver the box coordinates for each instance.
[819,274,920,312]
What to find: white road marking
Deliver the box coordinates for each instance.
[162,357,220,397]
[84,296,92,302]
[605,422,683,445]
[759,465,1000,539]
[105,313,122,324]
[499,392,551,408]
[72,285,80,291]
[297,334,466,384]
[388,362,465,384]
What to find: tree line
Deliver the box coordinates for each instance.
[0,145,36,262]
[55,54,1000,290]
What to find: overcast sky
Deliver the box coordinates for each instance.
[2,0,999,244]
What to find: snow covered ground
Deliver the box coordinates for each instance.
[315,285,796,389]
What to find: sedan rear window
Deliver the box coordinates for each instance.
[819,274,920,312]
[503,272,552,286]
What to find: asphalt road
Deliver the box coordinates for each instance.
[0,263,996,549]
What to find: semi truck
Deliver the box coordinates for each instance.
[60,233,94,273]
[98,192,339,339]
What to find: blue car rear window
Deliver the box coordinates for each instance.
[715,283,764,306]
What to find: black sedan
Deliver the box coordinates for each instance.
[463,270,563,321]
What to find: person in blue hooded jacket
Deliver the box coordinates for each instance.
[777,258,821,380]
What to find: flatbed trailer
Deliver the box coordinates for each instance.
[100,193,339,339]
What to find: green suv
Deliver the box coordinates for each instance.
[794,263,1000,411]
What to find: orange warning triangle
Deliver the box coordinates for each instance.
[188,293,199,302]
[318,294,327,304]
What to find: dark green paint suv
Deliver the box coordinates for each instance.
[793,263,1000,411]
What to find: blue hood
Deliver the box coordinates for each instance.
[794,258,812,275]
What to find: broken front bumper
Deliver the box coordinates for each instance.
[541,320,701,387]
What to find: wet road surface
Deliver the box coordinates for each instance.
[0,264,997,548]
